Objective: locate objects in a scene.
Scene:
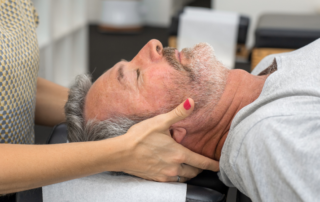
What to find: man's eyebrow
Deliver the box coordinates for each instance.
[117,64,124,82]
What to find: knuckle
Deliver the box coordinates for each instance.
[165,168,179,177]
[196,168,203,175]
[174,107,185,118]
[191,169,199,177]
[199,160,210,169]
[173,153,186,163]
[185,169,197,178]
[171,168,179,177]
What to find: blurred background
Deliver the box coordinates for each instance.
[32,0,320,145]
[32,0,320,148]
[31,0,320,201]
[32,0,320,89]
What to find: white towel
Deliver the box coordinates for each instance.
[178,7,239,69]
[43,172,187,202]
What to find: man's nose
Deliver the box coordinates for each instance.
[146,39,163,62]
[131,39,163,67]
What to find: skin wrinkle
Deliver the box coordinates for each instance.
[186,115,218,154]
[212,74,268,159]
[206,125,224,157]
[212,103,240,159]
[208,77,241,158]
[203,114,229,158]
[211,75,250,158]
[201,130,218,158]
[117,65,124,82]
[136,69,140,80]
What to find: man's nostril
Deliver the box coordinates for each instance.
[156,45,161,53]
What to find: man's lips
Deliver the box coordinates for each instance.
[175,49,181,63]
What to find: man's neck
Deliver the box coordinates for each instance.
[181,69,268,160]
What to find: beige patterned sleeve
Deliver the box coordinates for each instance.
[30,0,39,27]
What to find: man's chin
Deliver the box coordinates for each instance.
[182,43,215,62]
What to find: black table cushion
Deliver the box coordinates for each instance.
[255,14,320,49]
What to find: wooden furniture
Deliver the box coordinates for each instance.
[252,13,320,71]
[251,48,293,71]
[168,36,178,49]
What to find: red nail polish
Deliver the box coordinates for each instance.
[183,99,191,110]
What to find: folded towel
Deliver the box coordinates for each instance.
[43,172,186,202]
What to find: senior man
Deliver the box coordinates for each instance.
[66,39,320,202]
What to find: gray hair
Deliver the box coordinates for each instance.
[65,74,138,142]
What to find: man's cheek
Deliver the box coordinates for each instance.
[140,87,166,110]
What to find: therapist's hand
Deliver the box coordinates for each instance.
[118,98,219,182]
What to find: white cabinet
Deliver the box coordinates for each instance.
[32,0,88,87]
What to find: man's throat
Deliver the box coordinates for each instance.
[182,70,268,161]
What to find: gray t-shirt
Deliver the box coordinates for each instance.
[219,39,320,202]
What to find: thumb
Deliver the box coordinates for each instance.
[161,98,195,128]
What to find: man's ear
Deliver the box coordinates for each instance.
[170,128,187,143]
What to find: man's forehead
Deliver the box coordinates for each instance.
[84,72,117,120]
[84,79,102,121]
[84,70,137,121]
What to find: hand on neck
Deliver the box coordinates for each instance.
[180,69,268,161]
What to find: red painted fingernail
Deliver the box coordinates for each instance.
[183,99,191,110]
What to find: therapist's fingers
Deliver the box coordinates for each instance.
[121,98,219,182]
[155,98,195,131]
[153,98,219,172]
[178,164,202,179]
[181,147,220,172]
[126,98,194,138]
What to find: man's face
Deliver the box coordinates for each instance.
[84,39,222,124]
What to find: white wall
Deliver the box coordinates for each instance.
[33,0,88,87]
[87,0,101,24]
[87,0,193,26]
[214,0,320,48]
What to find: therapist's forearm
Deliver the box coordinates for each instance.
[35,77,69,126]
[0,137,128,194]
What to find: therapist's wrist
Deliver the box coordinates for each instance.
[98,134,135,172]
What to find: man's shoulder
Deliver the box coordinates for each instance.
[243,113,320,139]
[220,112,320,201]
[234,95,320,128]
[228,95,320,152]
[224,104,320,168]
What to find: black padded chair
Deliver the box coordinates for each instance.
[16,123,230,202]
